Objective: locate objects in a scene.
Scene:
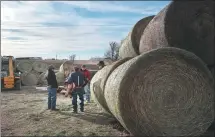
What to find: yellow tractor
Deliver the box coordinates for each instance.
[1,56,21,90]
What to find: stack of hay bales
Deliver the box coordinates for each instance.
[91,1,214,136]
[17,60,49,86]
[119,15,155,58]
[91,48,214,136]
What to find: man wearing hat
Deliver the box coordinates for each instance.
[46,65,58,110]
[97,61,105,69]
[66,66,87,113]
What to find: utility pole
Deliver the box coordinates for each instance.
[56,54,57,60]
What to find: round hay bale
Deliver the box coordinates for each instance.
[56,72,65,86]
[59,61,73,77]
[139,1,214,66]
[32,61,49,73]
[17,60,33,73]
[119,15,154,58]
[37,71,48,86]
[90,58,132,114]
[104,47,214,136]
[21,72,39,86]
[90,66,112,113]
[30,70,40,79]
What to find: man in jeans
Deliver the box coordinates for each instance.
[81,65,91,103]
[67,66,87,113]
[46,65,58,111]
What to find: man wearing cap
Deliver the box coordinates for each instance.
[81,65,91,103]
[67,66,87,113]
[46,65,58,111]
[97,61,105,69]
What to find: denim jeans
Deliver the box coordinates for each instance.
[47,86,57,109]
[84,83,90,102]
[72,88,84,112]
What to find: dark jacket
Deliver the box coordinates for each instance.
[67,71,87,87]
[46,70,58,88]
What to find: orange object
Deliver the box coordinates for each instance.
[1,56,21,90]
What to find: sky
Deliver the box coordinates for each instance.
[1,1,171,60]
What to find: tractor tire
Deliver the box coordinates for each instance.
[15,80,21,90]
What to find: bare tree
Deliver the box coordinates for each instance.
[104,42,120,61]
[69,54,76,64]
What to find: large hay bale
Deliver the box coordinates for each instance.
[139,1,214,66]
[59,61,73,78]
[90,58,131,114]
[90,66,112,113]
[104,47,214,136]
[119,15,154,58]
[56,72,65,86]
[21,72,39,86]
[37,71,48,86]
[17,60,33,73]
[32,61,49,73]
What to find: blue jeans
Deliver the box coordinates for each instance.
[84,83,90,102]
[47,86,57,109]
[72,88,85,112]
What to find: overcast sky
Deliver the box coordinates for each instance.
[1,1,171,59]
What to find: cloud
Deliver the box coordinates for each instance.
[60,1,165,15]
[1,1,170,59]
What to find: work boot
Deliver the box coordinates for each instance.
[72,110,78,113]
[73,105,77,113]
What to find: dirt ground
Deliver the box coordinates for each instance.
[1,87,129,136]
[1,87,214,136]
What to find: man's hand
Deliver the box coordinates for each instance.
[65,91,69,97]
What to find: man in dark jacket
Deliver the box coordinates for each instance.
[67,66,87,113]
[46,65,58,110]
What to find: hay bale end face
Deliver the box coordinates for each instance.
[139,1,214,66]
[119,15,154,58]
[17,60,33,73]
[105,47,214,136]
[32,61,49,73]
[21,72,39,86]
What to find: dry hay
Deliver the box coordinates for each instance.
[90,58,131,114]
[139,0,214,66]
[90,66,112,113]
[59,61,74,77]
[30,70,40,79]
[17,60,33,73]
[89,70,98,78]
[32,61,49,73]
[119,15,154,58]
[37,71,48,86]
[21,72,39,86]
[56,72,65,86]
[104,47,214,136]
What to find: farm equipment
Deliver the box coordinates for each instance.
[1,56,22,90]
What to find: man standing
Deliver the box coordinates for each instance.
[81,65,91,103]
[67,66,87,113]
[46,65,58,111]
[97,61,105,69]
